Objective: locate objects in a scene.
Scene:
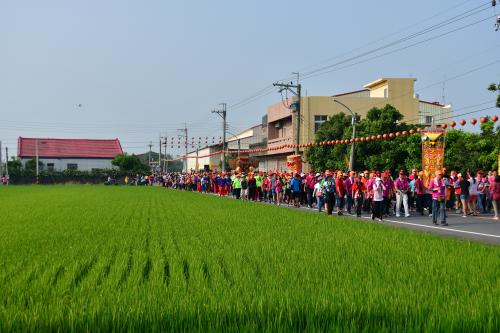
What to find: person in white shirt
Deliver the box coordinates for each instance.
[372,178,386,221]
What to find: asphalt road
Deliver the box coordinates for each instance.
[209,193,500,245]
[301,206,500,245]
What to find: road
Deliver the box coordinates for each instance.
[301,206,500,245]
[210,193,500,245]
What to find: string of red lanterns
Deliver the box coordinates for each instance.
[167,115,497,161]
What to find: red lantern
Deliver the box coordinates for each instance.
[450,121,456,128]
[402,130,408,136]
[441,124,447,129]
[480,117,487,124]
[371,135,376,141]
[354,138,359,142]
[395,132,401,137]
[365,137,371,142]
[416,128,421,133]
[409,129,415,135]
[471,118,477,125]
[389,133,395,139]
[460,119,466,126]
[360,137,365,142]
[383,133,388,139]
[492,115,498,122]
[377,134,382,140]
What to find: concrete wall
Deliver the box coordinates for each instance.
[21,158,114,171]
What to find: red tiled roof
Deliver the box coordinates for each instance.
[17,137,123,159]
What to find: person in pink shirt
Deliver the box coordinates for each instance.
[413,171,425,216]
[364,171,376,213]
[382,171,393,216]
[490,174,500,219]
[344,171,356,215]
[262,174,271,203]
[428,170,448,226]
[393,170,410,217]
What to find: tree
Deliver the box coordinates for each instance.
[6,159,22,176]
[444,120,499,172]
[25,158,44,172]
[488,82,500,108]
[112,154,150,175]
[306,105,422,172]
[136,151,183,172]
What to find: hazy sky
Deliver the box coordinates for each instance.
[1,0,499,156]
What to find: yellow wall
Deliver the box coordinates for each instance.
[297,78,425,148]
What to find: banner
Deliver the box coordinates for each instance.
[421,129,446,188]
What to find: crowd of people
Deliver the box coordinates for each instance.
[141,168,500,224]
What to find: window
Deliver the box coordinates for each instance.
[314,115,328,133]
[425,116,434,124]
[47,163,55,171]
[383,88,388,98]
[67,163,78,170]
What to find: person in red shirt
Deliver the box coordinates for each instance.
[335,171,345,216]
[305,170,317,208]
[352,175,366,217]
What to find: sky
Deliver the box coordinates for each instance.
[1,0,499,157]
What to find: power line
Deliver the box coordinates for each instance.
[224,2,492,112]
[302,15,494,81]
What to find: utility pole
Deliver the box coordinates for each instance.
[212,103,227,172]
[177,125,188,173]
[273,75,301,155]
[0,140,3,177]
[158,135,162,173]
[148,141,153,171]
[36,139,39,184]
[195,147,199,172]
[5,147,9,183]
[163,138,168,173]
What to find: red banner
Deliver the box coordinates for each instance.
[421,129,445,188]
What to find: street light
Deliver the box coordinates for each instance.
[226,130,241,159]
[333,99,356,171]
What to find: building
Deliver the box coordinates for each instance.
[17,137,123,171]
[185,124,266,171]
[259,77,452,171]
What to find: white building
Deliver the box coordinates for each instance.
[17,137,123,171]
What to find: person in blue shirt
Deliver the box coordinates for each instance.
[290,173,302,207]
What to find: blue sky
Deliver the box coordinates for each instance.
[1,0,499,155]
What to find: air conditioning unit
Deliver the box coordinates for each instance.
[275,122,282,129]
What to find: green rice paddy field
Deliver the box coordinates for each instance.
[0,186,499,332]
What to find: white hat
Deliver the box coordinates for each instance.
[375,177,381,182]
[315,173,320,177]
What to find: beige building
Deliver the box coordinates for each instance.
[259,77,451,171]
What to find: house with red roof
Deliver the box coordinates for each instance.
[17,137,123,171]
